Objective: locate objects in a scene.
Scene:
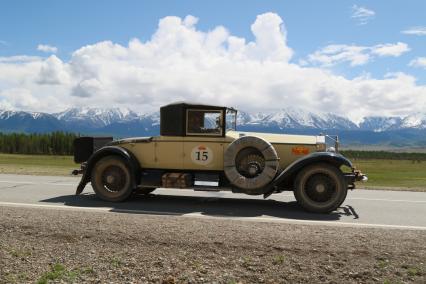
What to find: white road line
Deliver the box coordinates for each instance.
[347,197,426,203]
[0,180,75,186]
[0,180,39,184]
[0,201,424,231]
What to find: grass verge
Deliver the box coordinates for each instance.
[349,159,426,191]
[0,153,77,176]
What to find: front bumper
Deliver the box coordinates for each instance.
[344,168,368,190]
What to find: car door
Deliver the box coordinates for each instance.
[183,109,225,170]
[183,137,225,170]
[154,136,184,170]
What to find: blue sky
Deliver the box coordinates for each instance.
[0,0,425,120]
[1,1,425,79]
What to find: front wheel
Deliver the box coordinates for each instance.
[91,156,134,202]
[294,163,347,213]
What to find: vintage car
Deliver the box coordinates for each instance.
[73,102,367,213]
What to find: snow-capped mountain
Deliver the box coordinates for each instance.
[359,116,403,132]
[54,107,139,128]
[1,106,426,146]
[0,110,62,133]
[240,107,357,130]
[2,107,426,132]
[400,113,426,129]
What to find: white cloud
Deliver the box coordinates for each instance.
[307,44,370,67]
[307,42,410,67]
[0,88,43,110]
[371,42,410,57]
[36,55,70,85]
[0,55,41,63]
[401,26,426,36]
[409,57,426,69]
[37,44,58,53]
[246,13,293,62]
[0,13,425,121]
[351,5,375,25]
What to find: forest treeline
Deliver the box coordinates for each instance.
[0,132,78,155]
[0,131,426,160]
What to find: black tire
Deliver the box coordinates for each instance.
[294,163,347,213]
[91,156,134,202]
[336,182,349,208]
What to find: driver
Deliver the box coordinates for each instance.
[188,111,204,133]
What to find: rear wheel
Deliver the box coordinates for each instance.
[91,156,134,202]
[294,163,347,213]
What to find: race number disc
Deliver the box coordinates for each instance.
[191,145,213,165]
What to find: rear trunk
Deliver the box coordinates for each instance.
[73,137,113,163]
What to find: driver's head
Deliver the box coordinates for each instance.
[190,112,203,125]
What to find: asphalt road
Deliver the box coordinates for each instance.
[0,174,425,230]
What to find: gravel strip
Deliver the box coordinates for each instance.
[0,206,425,283]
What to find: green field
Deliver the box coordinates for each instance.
[0,154,77,176]
[0,154,425,191]
[348,159,426,190]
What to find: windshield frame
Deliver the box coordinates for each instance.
[226,107,238,132]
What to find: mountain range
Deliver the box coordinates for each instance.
[0,107,425,147]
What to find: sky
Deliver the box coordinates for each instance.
[0,0,425,121]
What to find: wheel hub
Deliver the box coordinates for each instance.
[106,175,115,184]
[236,151,265,178]
[315,184,326,193]
[102,165,126,192]
[248,163,261,176]
[305,174,336,203]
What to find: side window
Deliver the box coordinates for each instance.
[187,110,222,136]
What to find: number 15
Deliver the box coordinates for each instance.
[195,151,208,161]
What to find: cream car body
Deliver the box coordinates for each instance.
[73,102,366,213]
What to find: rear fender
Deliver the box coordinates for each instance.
[76,146,141,195]
[264,152,353,198]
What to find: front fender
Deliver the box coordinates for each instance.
[263,152,353,197]
[76,146,141,195]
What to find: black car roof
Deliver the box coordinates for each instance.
[161,101,228,110]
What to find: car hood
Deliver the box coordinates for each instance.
[226,131,323,145]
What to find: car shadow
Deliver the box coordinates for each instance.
[40,192,359,221]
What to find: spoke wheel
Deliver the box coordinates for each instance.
[235,147,265,178]
[91,156,133,202]
[305,174,336,203]
[294,163,347,213]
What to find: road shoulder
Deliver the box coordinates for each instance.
[0,206,424,283]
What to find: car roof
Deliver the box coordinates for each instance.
[161,101,228,110]
[160,101,232,137]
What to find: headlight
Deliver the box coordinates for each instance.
[327,146,336,152]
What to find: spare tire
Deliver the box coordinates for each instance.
[224,136,279,192]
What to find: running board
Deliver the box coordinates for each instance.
[193,186,228,192]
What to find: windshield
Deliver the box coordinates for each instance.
[226,108,237,131]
